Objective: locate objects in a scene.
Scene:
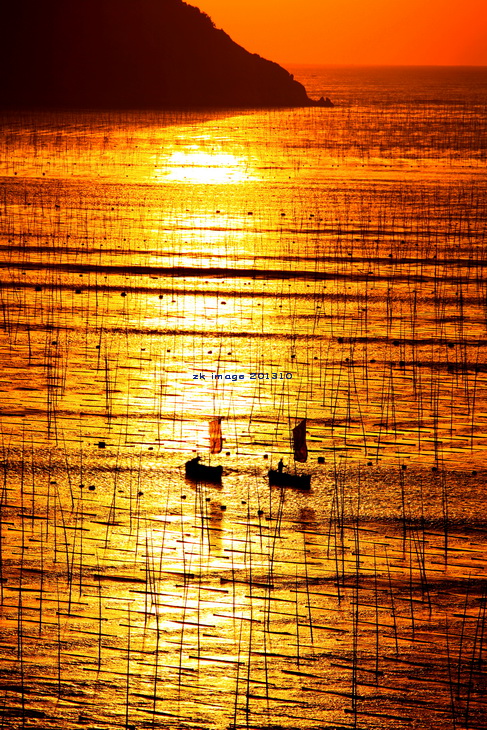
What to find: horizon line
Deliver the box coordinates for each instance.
[284,62,487,69]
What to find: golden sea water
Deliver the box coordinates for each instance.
[0,67,486,728]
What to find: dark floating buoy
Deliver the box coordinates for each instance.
[257,509,264,516]
[121,291,127,297]
[220,505,226,511]
[137,491,144,497]
[317,456,325,464]
[263,454,268,460]
[97,441,106,449]
[88,485,95,491]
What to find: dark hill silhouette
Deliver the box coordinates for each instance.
[0,0,320,108]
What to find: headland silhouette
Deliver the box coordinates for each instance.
[1,0,326,108]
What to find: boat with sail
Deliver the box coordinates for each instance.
[268,418,311,489]
[185,417,223,484]
[185,456,223,484]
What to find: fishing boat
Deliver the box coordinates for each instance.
[185,417,224,484]
[185,456,223,484]
[269,418,311,488]
[268,468,311,489]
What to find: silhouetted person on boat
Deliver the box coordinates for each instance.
[277,458,285,473]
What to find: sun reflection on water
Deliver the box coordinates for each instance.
[156,150,252,184]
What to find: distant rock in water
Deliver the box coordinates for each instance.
[0,0,324,109]
[317,97,335,107]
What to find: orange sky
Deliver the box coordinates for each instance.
[195,0,487,66]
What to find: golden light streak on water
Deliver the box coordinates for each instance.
[159,150,252,185]
[0,67,487,727]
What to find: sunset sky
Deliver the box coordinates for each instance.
[196,0,487,66]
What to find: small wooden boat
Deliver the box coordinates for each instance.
[268,418,310,489]
[185,457,223,484]
[268,469,311,489]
